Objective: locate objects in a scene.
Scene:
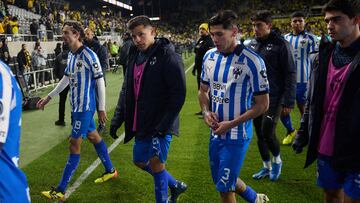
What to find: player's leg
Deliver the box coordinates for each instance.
[343,172,360,203]
[262,106,282,181]
[41,112,85,200]
[148,135,187,203]
[253,114,271,180]
[87,113,117,183]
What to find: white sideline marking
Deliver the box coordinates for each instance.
[63,62,194,201]
[63,133,125,200]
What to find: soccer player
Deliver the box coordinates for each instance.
[198,10,269,203]
[110,16,187,203]
[293,0,360,202]
[249,11,296,181]
[282,11,319,145]
[37,21,117,201]
[0,60,31,203]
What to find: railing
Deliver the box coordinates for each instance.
[23,68,56,92]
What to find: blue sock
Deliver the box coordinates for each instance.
[280,114,294,134]
[153,170,168,203]
[240,186,257,203]
[142,166,177,188]
[57,154,80,193]
[94,140,114,173]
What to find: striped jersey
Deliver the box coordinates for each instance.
[201,44,269,141]
[0,61,30,202]
[64,46,103,112]
[284,31,319,83]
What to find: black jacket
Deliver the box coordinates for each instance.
[119,38,133,66]
[84,39,108,78]
[194,35,214,71]
[299,38,360,172]
[17,49,29,75]
[111,38,186,143]
[248,32,297,108]
[54,51,69,79]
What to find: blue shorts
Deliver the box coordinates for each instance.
[133,135,172,164]
[296,83,307,105]
[209,136,251,192]
[317,154,360,200]
[71,111,96,139]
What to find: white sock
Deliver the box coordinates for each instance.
[272,155,282,164]
[263,161,272,170]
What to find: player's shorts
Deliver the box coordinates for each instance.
[209,136,251,192]
[133,134,172,164]
[317,154,360,200]
[0,154,31,203]
[71,111,96,139]
[296,83,308,105]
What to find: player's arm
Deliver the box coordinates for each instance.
[37,75,69,110]
[96,76,107,125]
[198,83,218,129]
[213,94,269,135]
[0,71,12,152]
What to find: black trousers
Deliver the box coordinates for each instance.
[58,86,70,122]
[195,66,202,90]
[253,105,282,162]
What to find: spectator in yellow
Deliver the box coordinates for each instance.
[9,16,19,34]
[0,21,4,34]
[109,41,119,57]
[28,0,34,10]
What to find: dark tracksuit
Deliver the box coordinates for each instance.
[248,32,297,161]
[54,51,70,122]
[194,34,214,90]
[111,38,186,143]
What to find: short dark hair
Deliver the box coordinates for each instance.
[323,0,360,19]
[63,21,85,41]
[251,10,272,24]
[209,10,238,30]
[127,15,154,30]
[291,11,306,19]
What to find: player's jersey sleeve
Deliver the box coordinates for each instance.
[247,55,269,95]
[0,67,12,144]
[86,50,103,79]
[200,50,213,85]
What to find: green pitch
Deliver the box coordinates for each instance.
[21,54,322,202]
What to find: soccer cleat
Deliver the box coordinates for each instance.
[168,180,188,203]
[41,187,65,201]
[269,162,282,181]
[94,169,118,183]
[256,194,270,203]
[252,168,270,180]
[282,130,297,145]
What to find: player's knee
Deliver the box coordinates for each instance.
[149,157,165,173]
[87,132,101,144]
[69,140,81,153]
[219,191,236,202]
[134,162,147,169]
[324,189,343,201]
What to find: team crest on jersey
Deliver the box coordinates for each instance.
[76,60,83,72]
[266,44,273,51]
[233,67,243,79]
[300,39,307,47]
[149,56,157,66]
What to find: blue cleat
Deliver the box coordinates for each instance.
[269,162,282,181]
[252,168,270,180]
[168,180,187,203]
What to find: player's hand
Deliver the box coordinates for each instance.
[213,120,234,135]
[109,125,119,139]
[292,131,308,154]
[282,107,292,116]
[203,111,219,130]
[98,111,108,125]
[36,96,51,110]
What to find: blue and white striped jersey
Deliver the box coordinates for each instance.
[284,32,319,83]
[64,46,103,113]
[201,44,269,141]
[0,61,30,202]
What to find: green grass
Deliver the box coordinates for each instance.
[21,53,322,203]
